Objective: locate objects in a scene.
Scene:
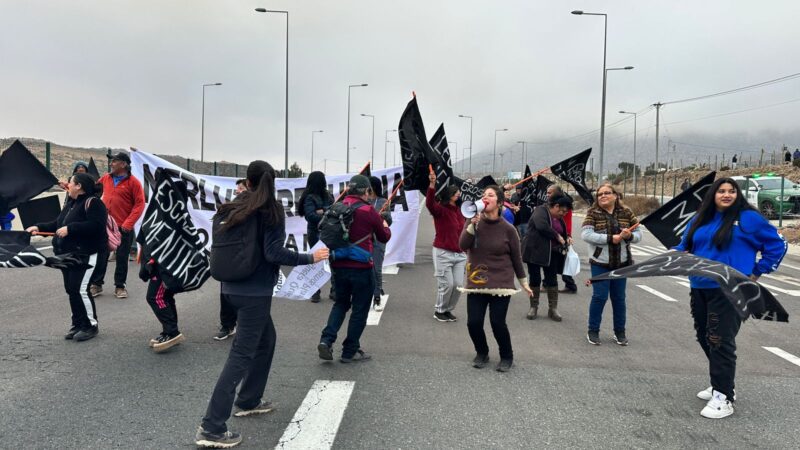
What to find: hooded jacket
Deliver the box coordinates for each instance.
[36,193,108,255]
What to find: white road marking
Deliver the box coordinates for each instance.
[762,347,800,368]
[276,380,355,450]
[637,285,679,302]
[631,248,653,257]
[757,282,800,297]
[763,273,800,288]
[675,281,691,288]
[382,265,399,275]
[778,262,800,271]
[366,294,388,326]
[641,244,668,254]
[36,246,53,251]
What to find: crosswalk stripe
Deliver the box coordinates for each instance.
[382,265,400,275]
[762,347,800,368]
[779,262,800,271]
[366,295,388,326]
[757,281,800,297]
[276,380,355,450]
[763,273,800,288]
[641,244,668,254]
[637,285,679,302]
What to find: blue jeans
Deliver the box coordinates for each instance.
[320,267,375,359]
[588,265,627,332]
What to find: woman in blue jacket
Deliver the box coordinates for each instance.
[674,177,786,420]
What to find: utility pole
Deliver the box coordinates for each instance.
[654,102,662,172]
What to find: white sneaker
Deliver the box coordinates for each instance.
[697,386,737,401]
[700,391,734,419]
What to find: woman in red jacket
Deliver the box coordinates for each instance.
[425,172,466,322]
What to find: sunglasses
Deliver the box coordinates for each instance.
[597,191,616,197]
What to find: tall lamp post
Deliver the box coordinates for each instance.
[619,110,637,193]
[384,129,396,168]
[458,114,473,173]
[493,128,508,175]
[255,8,289,175]
[360,114,375,167]
[346,83,368,172]
[201,82,222,162]
[517,141,528,167]
[311,130,323,171]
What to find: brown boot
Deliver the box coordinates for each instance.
[546,287,562,322]
[526,287,540,320]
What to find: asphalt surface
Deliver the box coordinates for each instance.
[1,205,799,449]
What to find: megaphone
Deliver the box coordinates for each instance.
[460,199,486,218]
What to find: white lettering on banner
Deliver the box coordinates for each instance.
[131,150,420,267]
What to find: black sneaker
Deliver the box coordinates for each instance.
[74,327,98,342]
[444,311,458,322]
[213,327,236,341]
[152,333,185,353]
[64,327,79,340]
[613,330,629,346]
[472,354,490,369]
[433,312,449,322]
[311,291,321,303]
[149,332,166,348]
[373,295,383,311]
[195,426,242,448]
[496,359,513,372]
[234,400,275,417]
[317,342,333,361]
[587,330,601,345]
[340,349,372,363]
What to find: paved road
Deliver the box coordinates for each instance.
[1,206,799,448]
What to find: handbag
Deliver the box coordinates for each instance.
[562,245,581,277]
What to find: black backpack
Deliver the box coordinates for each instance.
[318,201,366,249]
[210,211,262,282]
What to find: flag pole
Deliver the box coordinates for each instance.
[512,167,550,187]
[335,160,371,202]
[379,179,405,213]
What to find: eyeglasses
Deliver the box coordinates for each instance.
[596,191,615,197]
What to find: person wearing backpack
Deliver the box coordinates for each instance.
[213,178,247,341]
[317,174,391,363]
[26,173,108,342]
[297,171,334,303]
[197,161,328,449]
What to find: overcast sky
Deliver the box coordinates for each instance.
[2,0,799,175]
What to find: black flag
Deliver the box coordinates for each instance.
[518,165,536,208]
[549,148,593,205]
[452,174,498,203]
[138,169,210,293]
[641,172,716,249]
[590,251,788,322]
[87,157,100,179]
[427,124,454,196]
[532,175,554,207]
[0,231,89,270]
[398,97,432,191]
[0,140,59,214]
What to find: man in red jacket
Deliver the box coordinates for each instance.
[89,152,145,299]
[317,175,391,363]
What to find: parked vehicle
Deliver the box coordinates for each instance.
[731,175,800,218]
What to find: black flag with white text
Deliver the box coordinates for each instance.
[427,124,454,196]
[641,172,716,249]
[549,148,593,205]
[398,96,432,191]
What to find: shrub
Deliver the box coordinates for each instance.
[622,195,661,217]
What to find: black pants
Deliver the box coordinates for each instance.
[320,267,374,359]
[690,288,742,401]
[527,260,558,288]
[219,293,237,330]
[202,294,276,434]
[91,229,134,288]
[61,254,99,331]
[466,293,512,360]
[145,276,178,336]
[561,275,577,291]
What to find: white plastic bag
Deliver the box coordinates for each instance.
[562,245,581,277]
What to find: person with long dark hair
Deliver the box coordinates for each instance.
[426,171,466,322]
[196,161,329,449]
[581,182,642,346]
[297,171,335,302]
[26,173,108,342]
[674,177,786,419]
[213,179,248,341]
[522,194,573,321]
[459,185,532,372]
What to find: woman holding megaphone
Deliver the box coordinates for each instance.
[459,185,532,372]
[425,171,467,323]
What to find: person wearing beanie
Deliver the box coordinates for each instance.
[317,174,391,363]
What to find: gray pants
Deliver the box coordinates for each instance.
[433,247,467,313]
[373,241,386,297]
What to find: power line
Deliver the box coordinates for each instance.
[661,97,800,126]
[662,72,800,105]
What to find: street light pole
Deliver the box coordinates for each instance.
[201,83,222,162]
[360,114,375,167]
[517,141,528,167]
[346,83,368,172]
[255,8,289,175]
[458,114,473,174]
[311,130,323,171]
[619,111,637,193]
[493,128,508,175]
[384,129,396,169]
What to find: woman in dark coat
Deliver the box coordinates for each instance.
[522,195,573,321]
[297,171,334,302]
[26,173,108,341]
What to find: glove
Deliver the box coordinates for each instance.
[381,211,393,226]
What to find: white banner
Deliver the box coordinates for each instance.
[130,150,420,267]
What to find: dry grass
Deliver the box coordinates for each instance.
[621,195,661,217]
[780,225,800,245]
